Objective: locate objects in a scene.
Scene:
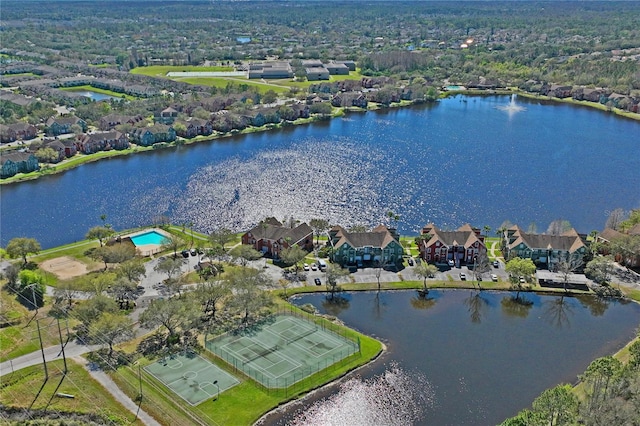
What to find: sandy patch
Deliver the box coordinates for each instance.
[40,256,92,280]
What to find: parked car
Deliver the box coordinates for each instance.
[181,250,190,258]
[190,248,197,256]
[408,257,414,266]
[314,277,322,286]
[448,259,455,267]
[311,263,317,271]
[303,263,309,271]
[493,260,500,268]
[519,277,526,284]
[491,274,498,282]
[460,272,466,280]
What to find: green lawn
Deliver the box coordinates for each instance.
[0,359,143,425]
[130,65,234,77]
[109,301,382,426]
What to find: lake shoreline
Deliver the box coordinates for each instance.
[2,90,637,186]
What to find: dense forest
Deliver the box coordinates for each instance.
[2,1,639,93]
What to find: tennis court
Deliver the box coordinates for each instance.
[206,314,359,388]
[144,351,239,406]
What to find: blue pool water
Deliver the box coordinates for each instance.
[130,230,168,246]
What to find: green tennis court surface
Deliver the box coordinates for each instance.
[144,351,239,406]
[206,313,359,389]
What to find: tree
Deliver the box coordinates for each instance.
[609,234,640,268]
[414,262,438,293]
[140,298,196,338]
[209,228,235,252]
[225,267,274,323]
[85,226,115,247]
[154,257,184,281]
[555,252,583,292]
[580,356,623,415]
[108,277,138,308]
[279,245,307,275]
[16,269,45,309]
[90,244,136,270]
[34,147,59,163]
[619,209,640,232]
[116,259,146,283]
[90,312,134,356]
[325,263,349,300]
[531,384,578,426]
[229,244,262,266]
[546,219,572,236]
[194,281,230,324]
[605,207,627,230]
[505,257,536,284]
[309,102,332,115]
[161,234,185,258]
[262,89,278,104]
[309,218,329,247]
[6,237,41,266]
[584,255,615,284]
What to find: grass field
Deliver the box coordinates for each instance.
[0,359,144,425]
[130,65,234,77]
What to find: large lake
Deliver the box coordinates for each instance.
[1,95,639,248]
[261,290,640,426]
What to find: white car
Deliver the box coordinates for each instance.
[459,272,466,280]
[519,277,526,284]
[303,263,309,271]
[311,263,317,271]
[448,259,455,267]
[491,274,498,282]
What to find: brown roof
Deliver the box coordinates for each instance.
[247,220,312,245]
[334,225,399,250]
[508,229,585,253]
[422,224,484,249]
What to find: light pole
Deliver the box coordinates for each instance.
[213,380,219,400]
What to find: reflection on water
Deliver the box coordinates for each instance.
[543,295,576,329]
[289,363,434,426]
[464,290,490,323]
[275,290,640,426]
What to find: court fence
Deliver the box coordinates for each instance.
[205,307,362,395]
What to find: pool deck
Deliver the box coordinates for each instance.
[123,228,172,257]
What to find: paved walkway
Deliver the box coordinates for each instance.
[73,356,161,426]
[0,340,101,375]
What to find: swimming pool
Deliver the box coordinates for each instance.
[130,230,169,247]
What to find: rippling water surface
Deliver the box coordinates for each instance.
[2,95,639,248]
[258,290,640,426]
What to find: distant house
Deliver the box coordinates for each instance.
[329,225,403,268]
[155,107,179,124]
[99,114,144,131]
[174,118,213,138]
[596,228,640,267]
[45,116,87,136]
[76,131,129,154]
[324,62,349,75]
[0,151,39,178]
[0,125,17,143]
[290,103,310,119]
[131,125,176,146]
[542,84,573,98]
[418,224,487,265]
[331,92,368,108]
[44,140,67,162]
[8,123,37,141]
[305,67,330,81]
[503,225,587,269]
[241,218,313,259]
[248,62,293,79]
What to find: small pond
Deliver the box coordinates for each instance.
[68,89,121,101]
[260,290,640,426]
